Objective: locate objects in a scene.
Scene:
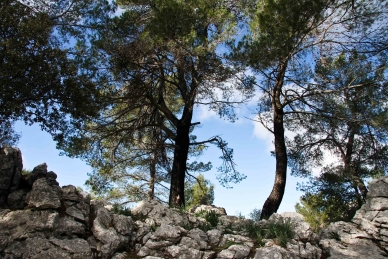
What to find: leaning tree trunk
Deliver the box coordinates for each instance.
[261,62,288,220]
[169,113,192,208]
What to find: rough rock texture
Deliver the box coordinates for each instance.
[1,147,388,259]
[0,146,22,206]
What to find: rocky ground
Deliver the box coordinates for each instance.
[0,146,387,259]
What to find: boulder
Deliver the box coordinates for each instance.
[26,177,62,209]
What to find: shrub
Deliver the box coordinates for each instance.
[243,218,295,248]
[111,203,132,217]
[249,208,262,223]
[195,210,219,229]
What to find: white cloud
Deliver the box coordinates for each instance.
[252,118,273,152]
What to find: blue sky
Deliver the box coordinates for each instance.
[15,101,304,217]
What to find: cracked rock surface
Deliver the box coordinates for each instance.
[1,147,388,258]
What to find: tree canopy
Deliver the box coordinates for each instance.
[2,0,387,219]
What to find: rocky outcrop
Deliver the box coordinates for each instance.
[0,146,387,258]
[0,146,22,206]
[0,147,134,259]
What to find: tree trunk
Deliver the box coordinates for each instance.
[261,62,288,220]
[148,153,156,200]
[260,106,287,219]
[169,118,192,208]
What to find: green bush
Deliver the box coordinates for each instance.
[195,210,219,227]
[243,218,295,248]
[111,203,132,217]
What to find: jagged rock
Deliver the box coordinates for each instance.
[26,177,62,209]
[274,212,319,244]
[0,209,58,243]
[189,204,227,215]
[111,252,129,259]
[320,221,387,258]
[132,200,189,226]
[253,245,295,259]
[62,185,80,201]
[7,188,28,209]
[207,229,223,246]
[219,234,255,248]
[2,147,388,259]
[3,236,93,259]
[0,146,22,206]
[54,215,86,237]
[286,240,322,259]
[151,223,187,242]
[218,244,250,259]
[25,163,48,187]
[92,205,132,259]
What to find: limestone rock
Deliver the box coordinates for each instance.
[151,223,187,242]
[54,215,86,237]
[189,204,227,216]
[26,177,61,209]
[25,163,48,187]
[0,146,22,206]
[92,205,132,259]
[7,188,28,209]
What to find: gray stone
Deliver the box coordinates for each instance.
[62,185,79,201]
[145,239,174,249]
[0,210,58,241]
[7,188,28,209]
[253,246,294,259]
[113,214,133,236]
[219,234,254,248]
[190,205,227,215]
[25,163,48,187]
[26,178,61,209]
[3,236,93,259]
[179,236,202,250]
[54,216,85,236]
[368,178,388,198]
[227,244,251,259]
[0,147,22,206]
[177,246,203,259]
[368,197,388,211]
[319,238,387,259]
[151,223,186,242]
[111,252,129,259]
[66,205,86,222]
[49,237,92,256]
[166,245,182,257]
[207,229,223,246]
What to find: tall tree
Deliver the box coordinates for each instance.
[231,0,388,219]
[231,0,332,219]
[288,52,388,210]
[59,0,251,208]
[185,173,215,208]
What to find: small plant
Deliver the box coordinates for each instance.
[150,223,159,232]
[235,211,246,220]
[249,208,262,223]
[111,203,132,217]
[21,168,32,176]
[242,218,295,248]
[204,210,219,227]
[198,222,212,232]
[181,221,194,231]
[195,210,219,228]
[266,218,295,247]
